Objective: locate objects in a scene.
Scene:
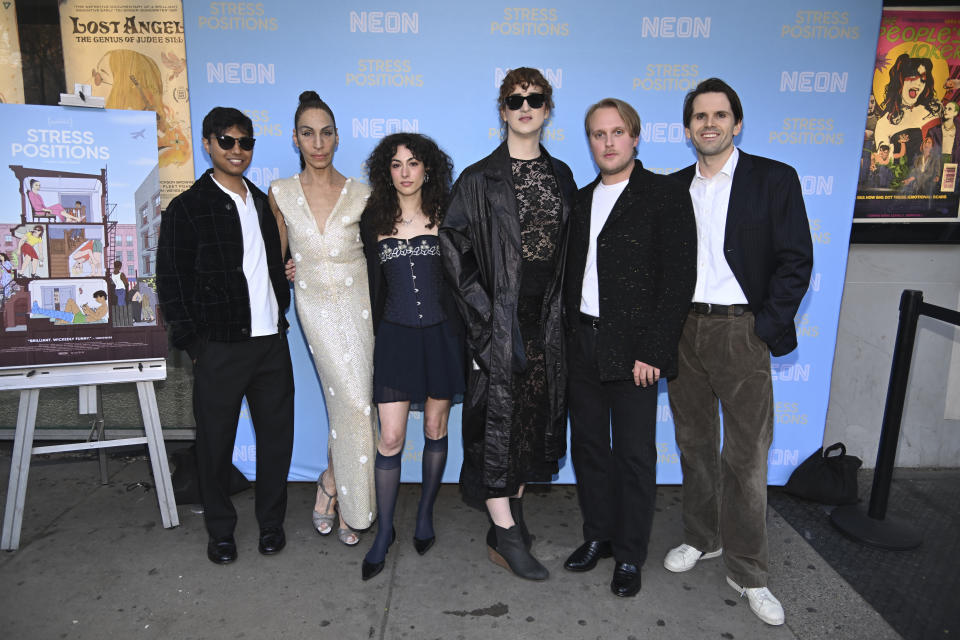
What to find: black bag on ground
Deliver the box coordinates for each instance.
[784,442,862,505]
[171,445,251,505]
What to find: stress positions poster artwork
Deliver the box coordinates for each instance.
[0,104,167,368]
[855,8,960,222]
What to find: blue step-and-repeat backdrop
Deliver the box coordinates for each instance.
[181,1,883,484]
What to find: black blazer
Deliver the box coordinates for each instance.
[565,160,697,381]
[672,150,813,357]
[157,170,290,360]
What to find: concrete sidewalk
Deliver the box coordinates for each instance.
[0,448,899,640]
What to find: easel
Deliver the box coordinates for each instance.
[1,359,179,551]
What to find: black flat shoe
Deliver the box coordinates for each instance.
[258,526,286,555]
[611,561,641,597]
[362,528,396,581]
[413,535,435,555]
[207,535,237,564]
[563,540,612,572]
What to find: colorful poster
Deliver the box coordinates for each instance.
[0,104,165,368]
[0,0,24,104]
[854,8,960,222]
[58,0,193,208]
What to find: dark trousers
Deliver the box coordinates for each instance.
[667,310,773,587]
[193,333,295,539]
[567,321,658,565]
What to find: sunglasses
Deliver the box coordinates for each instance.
[504,93,546,110]
[214,134,256,151]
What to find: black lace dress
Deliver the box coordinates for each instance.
[500,155,563,493]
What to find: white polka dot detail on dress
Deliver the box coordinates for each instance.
[296,197,304,206]
[342,215,350,223]
[345,277,353,286]
[294,252,302,261]
[361,309,369,319]
[298,281,306,289]
[359,455,368,464]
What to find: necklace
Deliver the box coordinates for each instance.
[400,217,414,225]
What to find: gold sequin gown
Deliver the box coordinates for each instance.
[270,175,378,530]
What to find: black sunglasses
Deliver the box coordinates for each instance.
[215,134,256,151]
[504,93,546,110]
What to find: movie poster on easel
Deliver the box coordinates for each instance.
[58,0,193,209]
[0,103,166,368]
[854,7,960,222]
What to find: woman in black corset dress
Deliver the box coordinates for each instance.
[440,67,576,580]
[359,133,464,580]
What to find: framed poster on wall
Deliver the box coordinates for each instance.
[852,6,960,243]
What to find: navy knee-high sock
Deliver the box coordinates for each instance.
[415,436,448,541]
[365,451,401,564]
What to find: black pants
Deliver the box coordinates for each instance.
[567,321,658,565]
[193,333,295,539]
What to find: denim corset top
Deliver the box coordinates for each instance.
[378,235,446,328]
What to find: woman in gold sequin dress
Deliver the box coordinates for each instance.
[269,91,377,544]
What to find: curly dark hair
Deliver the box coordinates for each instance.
[362,133,453,237]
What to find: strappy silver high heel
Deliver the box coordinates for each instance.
[312,471,336,536]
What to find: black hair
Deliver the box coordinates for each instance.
[294,91,337,171]
[201,106,253,139]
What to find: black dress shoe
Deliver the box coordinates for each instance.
[258,527,286,555]
[413,535,435,555]
[207,535,237,564]
[362,528,396,581]
[563,540,612,572]
[611,562,641,597]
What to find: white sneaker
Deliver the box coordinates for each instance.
[663,543,723,572]
[726,577,785,626]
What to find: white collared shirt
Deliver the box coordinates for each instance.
[211,175,279,337]
[689,147,748,305]
[580,177,629,316]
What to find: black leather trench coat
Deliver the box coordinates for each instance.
[439,142,576,494]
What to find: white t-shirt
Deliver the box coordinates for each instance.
[580,178,629,317]
[211,176,279,337]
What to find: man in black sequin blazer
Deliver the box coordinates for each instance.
[562,98,696,597]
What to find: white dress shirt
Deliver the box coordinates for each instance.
[580,177,629,317]
[689,147,748,304]
[211,175,279,336]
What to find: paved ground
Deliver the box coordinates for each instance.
[0,446,899,640]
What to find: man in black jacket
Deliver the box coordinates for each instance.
[663,78,813,626]
[562,98,696,597]
[157,107,294,565]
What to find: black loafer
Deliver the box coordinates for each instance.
[258,526,286,555]
[207,535,237,564]
[563,540,612,572]
[611,562,641,597]
[413,535,435,555]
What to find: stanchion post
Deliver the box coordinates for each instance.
[867,289,923,519]
[829,289,923,550]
